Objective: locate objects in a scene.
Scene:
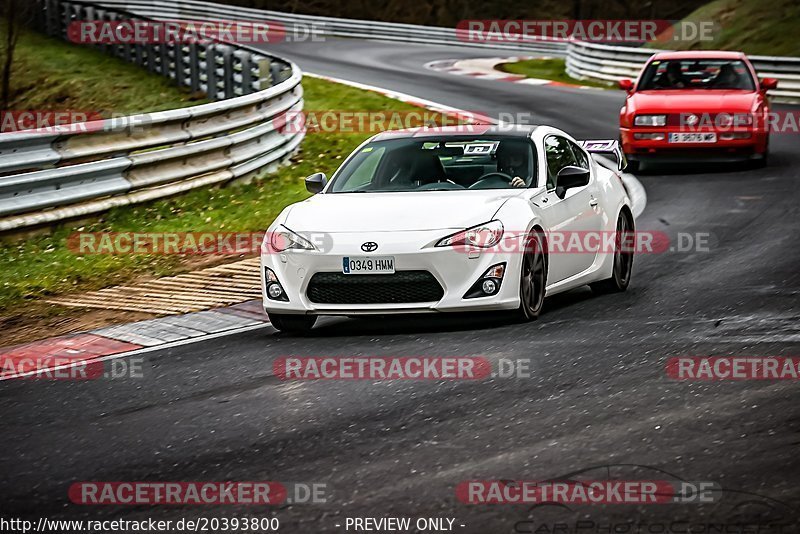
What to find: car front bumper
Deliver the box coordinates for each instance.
[620,127,768,162]
[260,230,525,316]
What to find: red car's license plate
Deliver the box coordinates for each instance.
[669,133,717,143]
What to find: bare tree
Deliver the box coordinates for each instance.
[1,0,21,111]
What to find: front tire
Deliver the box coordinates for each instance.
[516,231,547,321]
[590,210,634,294]
[269,313,317,334]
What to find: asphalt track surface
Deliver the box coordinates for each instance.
[2,39,799,533]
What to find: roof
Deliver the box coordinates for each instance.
[369,124,539,142]
[650,50,747,61]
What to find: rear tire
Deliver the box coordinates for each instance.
[590,211,634,294]
[269,313,317,334]
[516,231,547,321]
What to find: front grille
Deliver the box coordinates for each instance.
[307,271,444,304]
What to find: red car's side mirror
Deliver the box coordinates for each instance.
[760,78,779,91]
[618,78,634,92]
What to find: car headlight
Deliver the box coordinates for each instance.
[634,114,667,127]
[436,220,504,248]
[269,225,316,252]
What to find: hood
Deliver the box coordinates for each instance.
[630,90,757,113]
[283,190,524,233]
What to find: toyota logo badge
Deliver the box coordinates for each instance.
[361,242,378,252]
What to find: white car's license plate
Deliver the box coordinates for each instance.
[668,132,717,143]
[342,256,395,274]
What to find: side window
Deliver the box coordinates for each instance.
[544,135,578,190]
[568,140,590,169]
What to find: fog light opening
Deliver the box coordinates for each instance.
[464,262,507,299]
[268,283,284,299]
[482,279,498,295]
[265,268,289,302]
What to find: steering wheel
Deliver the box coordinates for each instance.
[468,172,514,189]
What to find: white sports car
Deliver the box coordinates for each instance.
[261,125,634,333]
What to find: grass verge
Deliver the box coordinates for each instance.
[497,58,613,89]
[650,0,799,56]
[3,27,207,114]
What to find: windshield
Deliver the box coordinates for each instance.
[638,59,755,91]
[328,137,537,193]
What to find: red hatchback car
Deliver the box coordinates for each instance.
[618,51,778,170]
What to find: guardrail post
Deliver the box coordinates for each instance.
[160,41,172,79]
[256,58,272,90]
[236,50,254,95]
[44,0,60,37]
[189,43,202,93]
[270,62,284,86]
[221,46,235,99]
[145,42,158,74]
[61,1,73,40]
[206,45,219,99]
[174,44,187,87]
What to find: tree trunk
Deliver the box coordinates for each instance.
[1,0,19,111]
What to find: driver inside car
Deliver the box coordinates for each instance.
[496,141,531,188]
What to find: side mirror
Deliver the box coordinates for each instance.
[555,166,590,199]
[760,77,778,91]
[618,78,634,92]
[305,172,327,194]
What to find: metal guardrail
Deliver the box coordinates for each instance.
[0,0,304,232]
[92,0,569,56]
[96,0,800,100]
[566,40,800,100]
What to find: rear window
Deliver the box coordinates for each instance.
[638,59,755,91]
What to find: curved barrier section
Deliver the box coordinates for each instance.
[93,0,569,56]
[0,0,304,232]
[566,40,800,100]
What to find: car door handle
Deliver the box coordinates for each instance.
[590,197,598,207]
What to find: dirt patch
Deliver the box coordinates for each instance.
[0,253,258,347]
[0,301,157,348]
